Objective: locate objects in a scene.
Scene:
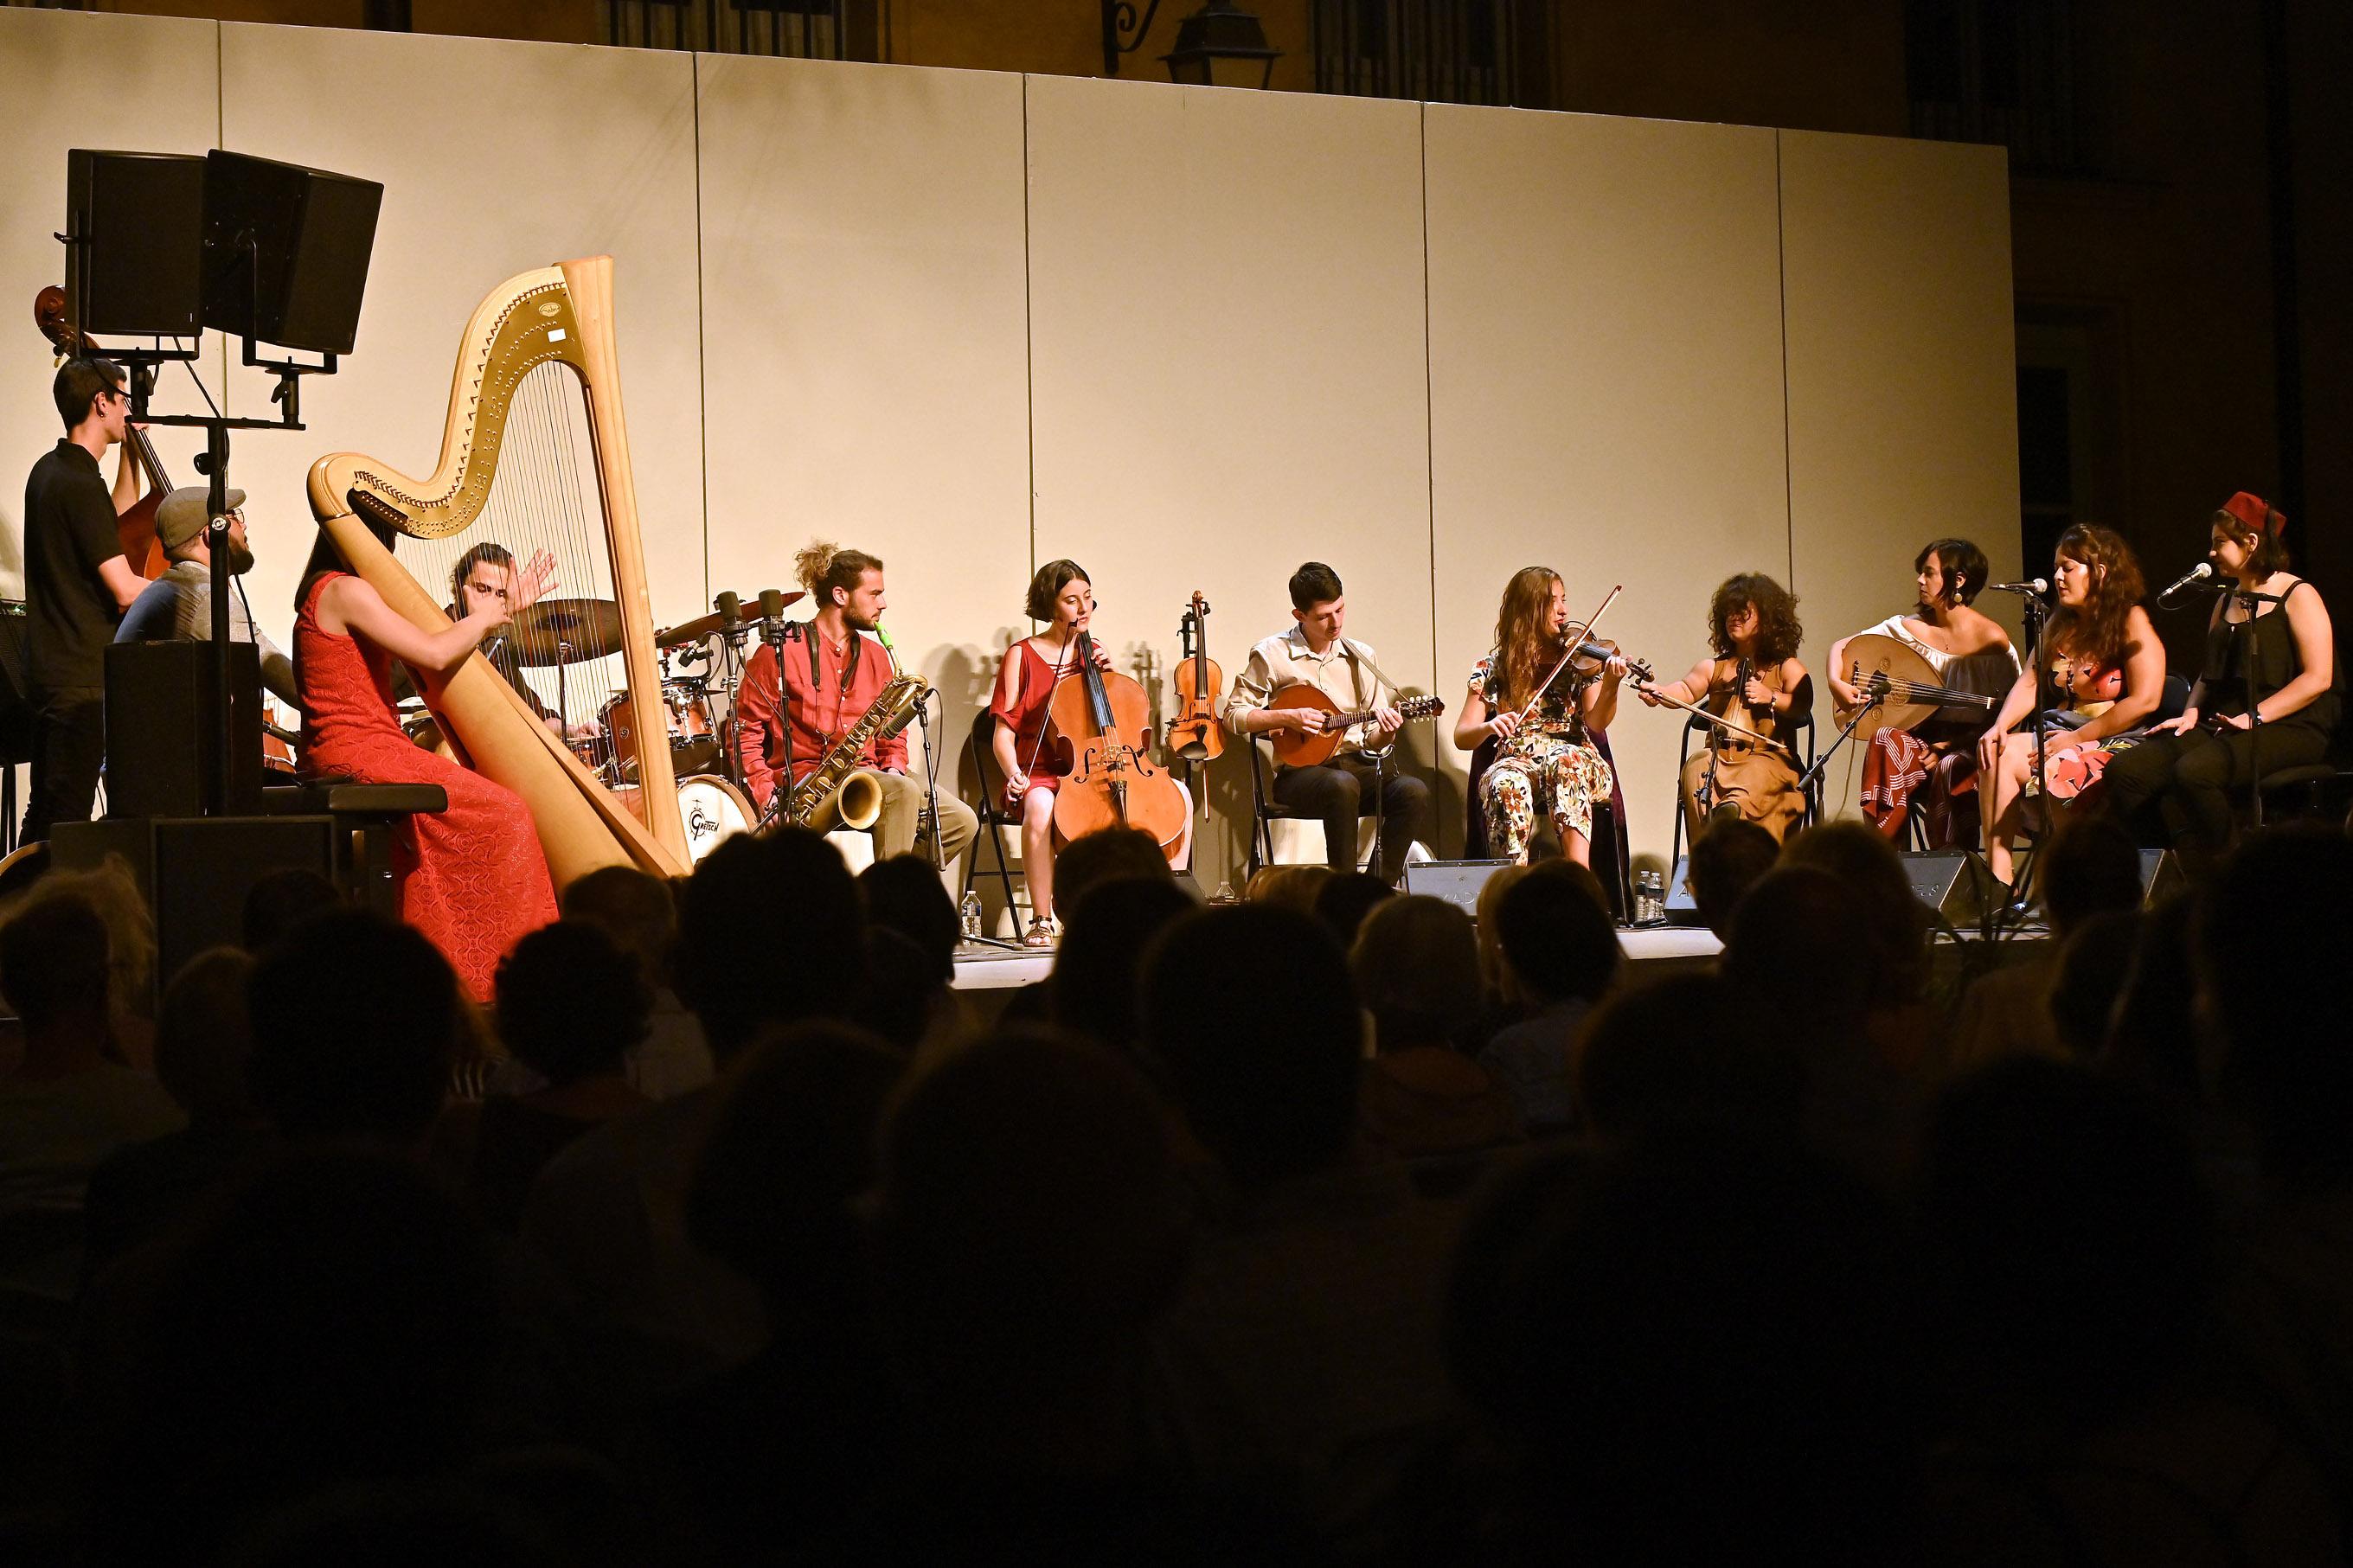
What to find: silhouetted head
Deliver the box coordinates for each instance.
[561,864,678,989]
[154,947,260,1127]
[1053,875,1197,1055]
[1142,906,1360,1187]
[246,909,461,1147]
[859,854,960,989]
[494,921,651,1087]
[1686,815,1779,941]
[1312,870,1394,949]
[240,867,341,953]
[674,828,866,1061]
[1495,865,1619,1008]
[1353,895,1481,1053]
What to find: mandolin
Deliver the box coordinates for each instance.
[32,285,170,577]
[1268,685,1445,768]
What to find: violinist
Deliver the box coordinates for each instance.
[1224,562,1429,885]
[1637,573,1811,844]
[989,560,1191,947]
[1976,523,2164,893]
[1453,567,1626,869]
[1835,538,2019,847]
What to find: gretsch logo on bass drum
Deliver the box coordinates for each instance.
[536,301,561,317]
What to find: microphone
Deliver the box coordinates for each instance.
[757,588,786,623]
[2158,560,2215,604]
[1987,579,2048,595]
[715,590,741,629]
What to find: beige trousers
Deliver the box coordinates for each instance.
[869,770,978,873]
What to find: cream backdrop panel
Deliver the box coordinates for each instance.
[696,56,1031,788]
[0,9,222,598]
[1025,74,1433,888]
[1779,130,2020,823]
[1426,106,1789,865]
[215,23,706,656]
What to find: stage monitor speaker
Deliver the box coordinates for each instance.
[1664,854,1705,926]
[1901,850,1993,925]
[103,641,264,819]
[2139,848,2184,906]
[1402,858,1514,920]
[52,816,334,996]
[202,150,383,355]
[66,150,208,338]
[0,599,31,767]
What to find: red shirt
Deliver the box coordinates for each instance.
[734,624,907,809]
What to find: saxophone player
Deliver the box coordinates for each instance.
[733,541,978,872]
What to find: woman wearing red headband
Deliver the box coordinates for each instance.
[2101,493,2338,862]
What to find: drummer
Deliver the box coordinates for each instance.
[398,541,598,743]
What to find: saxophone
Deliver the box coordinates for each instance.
[780,673,931,832]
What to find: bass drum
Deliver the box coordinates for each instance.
[676,774,753,864]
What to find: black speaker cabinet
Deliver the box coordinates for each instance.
[1664,854,1705,925]
[1402,858,1516,919]
[51,815,334,995]
[104,641,264,819]
[202,150,382,355]
[66,150,208,338]
[1901,851,1993,925]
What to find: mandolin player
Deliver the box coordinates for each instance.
[734,541,977,874]
[1224,561,1428,885]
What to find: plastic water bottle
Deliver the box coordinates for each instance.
[1635,868,1665,925]
[959,890,984,942]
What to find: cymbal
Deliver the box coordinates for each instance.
[656,589,804,648]
[507,598,624,665]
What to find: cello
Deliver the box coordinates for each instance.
[1167,590,1222,763]
[1046,629,1189,865]
[32,285,170,578]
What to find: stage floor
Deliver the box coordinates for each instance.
[951,922,1728,991]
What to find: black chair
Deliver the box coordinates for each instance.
[1465,733,1634,922]
[1244,734,1383,876]
[1667,710,1818,873]
[960,713,1026,923]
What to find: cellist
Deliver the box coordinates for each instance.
[988,560,1193,947]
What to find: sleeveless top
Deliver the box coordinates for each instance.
[1696,658,1792,755]
[2202,579,2341,732]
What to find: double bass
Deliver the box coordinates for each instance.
[1046,630,1188,864]
[33,285,170,578]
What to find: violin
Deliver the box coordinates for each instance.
[1167,591,1223,764]
[1046,629,1189,864]
[32,285,170,578]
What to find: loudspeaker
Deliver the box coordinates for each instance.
[66,150,208,337]
[1402,858,1515,919]
[103,642,264,818]
[2138,848,2184,906]
[1664,854,1703,925]
[202,150,383,355]
[53,816,335,995]
[1901,850,1994,925]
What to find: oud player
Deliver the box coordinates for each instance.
[1224,562,1428,885]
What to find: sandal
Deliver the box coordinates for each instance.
[1022,918,1058,950]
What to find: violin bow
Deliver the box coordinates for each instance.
[1516,582,1624,723]
[1631,677,1792,754]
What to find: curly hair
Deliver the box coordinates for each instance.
[2046,522,2146,670]
[1707,573,1802,663]
[793,540,883,605]
[1491,566,1564,714]
[1025,559,1091,624]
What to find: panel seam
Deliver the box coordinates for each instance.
[692,52,710,610]
[1021,74,1038,584]
[1775,130,1794,590]
[1420,100,1444,852]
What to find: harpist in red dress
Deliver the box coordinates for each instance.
[295,571,557,1000]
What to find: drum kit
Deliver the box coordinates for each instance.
[401,586,806,863]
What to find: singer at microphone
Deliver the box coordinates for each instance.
[2157,560,2215,605]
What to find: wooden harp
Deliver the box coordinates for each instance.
[306,256,690,889]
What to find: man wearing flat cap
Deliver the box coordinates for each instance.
[114,485,298,706]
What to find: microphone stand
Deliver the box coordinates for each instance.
[753,613,794,834]
[1339,636,1418,883]
[2222,581,2288,830]
[1794,678,1882,803]
[1991,591,2053,934]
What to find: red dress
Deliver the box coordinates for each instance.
[987,640,1074,808]
[295,573,558,1001]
